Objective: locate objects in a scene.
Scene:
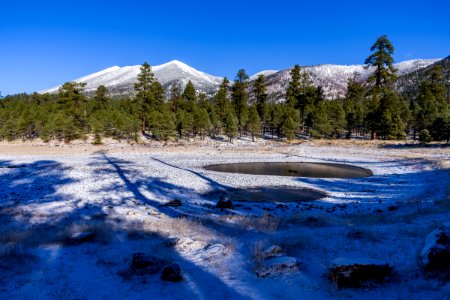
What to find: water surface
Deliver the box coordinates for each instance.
[204,162,372,178]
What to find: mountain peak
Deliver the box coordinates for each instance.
[39,58,442,100]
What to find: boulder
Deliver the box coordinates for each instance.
[195,244,226,260]
[255,256,299,278]
[216,196,234,209]
[175,237,208,252]
[163,199,182,207]
[161,263,182,282]
[329,258,392,289]
[420,223,450,272]
[68,231,96,245]
[131,252,169,275]
[263,245,284,258]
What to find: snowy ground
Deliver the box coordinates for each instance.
[0,139,449,299]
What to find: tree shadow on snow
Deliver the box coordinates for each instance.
[0,156,252,299]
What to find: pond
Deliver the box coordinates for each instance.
[204,162,372,179]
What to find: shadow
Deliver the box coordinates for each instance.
[151,157,230,191]
[0,156,253,299]
[1,153,449,298]
[381,143,450,149]
[0,159,75,209]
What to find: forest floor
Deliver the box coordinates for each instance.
[0,137,449,299]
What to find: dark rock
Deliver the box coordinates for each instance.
[255,256,299,278]
[329,258,392,289]
[163,238,180,247]
[131,252,169,275]
[420,223,450,272]
[346,229,362,239]
[263,245,284,258]
[68,231,96,245]
[163,199,182,207]
[216,197,234,209]
[161,263,182,282]
[387,205,398,211]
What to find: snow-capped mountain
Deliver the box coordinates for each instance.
[249,70,279,80]
[40,58,440,101]
[262,59,440,101]
[41,60,223,97]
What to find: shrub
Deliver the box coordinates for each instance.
[419,129,432,144]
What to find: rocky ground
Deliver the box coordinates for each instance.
[0,138,449,299]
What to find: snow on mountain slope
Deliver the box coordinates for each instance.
[249,70,278,80]
[263,59,440,100]
[41,60,223,96]
[40,59,440,100]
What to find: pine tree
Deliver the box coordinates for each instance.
[309,102,331,138]
[182,80,197,113]
[94,85,109,109]
[214,77,231,123]
[415,81,439,132]
[57,82,87,140]
[149,110,176,141]
[151,81,165,109]
[326,100,347,138]
[412,65,448,140]
[197,93,209,109]
[208,106,222,137]
[231,69,249,134]
[282,106,299,141]
[134,62,156,132]
[286,64,315,132]
[176,110,194,140]
[223,107,238,143]
[193,108,212,139]
[364,35,397,88]
[364,35,399,139]
[343,76,366,138]
[286,65,301,108]
[169,83,182,113]
[247,106,261,142]
[253,74,268,124]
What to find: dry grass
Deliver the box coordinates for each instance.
[251,240,267,271]
[221,214,283,232]
[0,230,30,259]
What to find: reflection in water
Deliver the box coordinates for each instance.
[204,162,372,179]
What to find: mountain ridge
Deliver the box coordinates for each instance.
[40,58,442,100]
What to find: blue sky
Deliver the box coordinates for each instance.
[1,0,449,95]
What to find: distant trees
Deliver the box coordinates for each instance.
[1,47,449,144]
[412,65,449,141]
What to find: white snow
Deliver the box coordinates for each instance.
[1,140,449,299]
[250,70,279,80]
[40,60,223,96]
[39,59,440,100]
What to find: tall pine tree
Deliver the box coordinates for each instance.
[231,69,249,134]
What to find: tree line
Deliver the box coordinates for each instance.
[0,35,449,143]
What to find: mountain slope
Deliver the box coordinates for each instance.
[41,60,223,97]
[262,59,440,101]
[40,59,440,101]
[396,56,450,100]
